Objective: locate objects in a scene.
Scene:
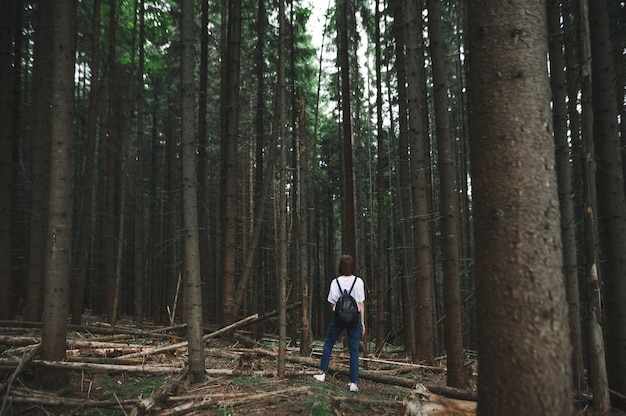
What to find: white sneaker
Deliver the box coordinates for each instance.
[349,382,359,392]
[313,373,326,382]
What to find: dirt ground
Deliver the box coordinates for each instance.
[1,319,453,416]
[5,338,440,415]
[2,320,624,415]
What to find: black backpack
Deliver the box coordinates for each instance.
[334,277,359,327]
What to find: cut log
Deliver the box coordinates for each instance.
[0,335,39,347]
[7,387,136,410]
[403,384,476,416]
[113,313,260,361]
[131,373,183,415]
[0,320,173,340]
[1,359,185,374]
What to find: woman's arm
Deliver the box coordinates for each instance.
[358,301,365,334]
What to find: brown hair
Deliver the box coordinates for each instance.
[338,254,356,276]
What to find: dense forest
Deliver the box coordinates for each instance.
[0,0,625,414]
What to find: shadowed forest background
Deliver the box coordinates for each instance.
[0,0,625,414]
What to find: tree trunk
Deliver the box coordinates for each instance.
[338,0,356,260]
[24,0,53,322]
[374,0,387,351]
[589,0,626,397]
[197,0,209,325]
[404,0,435,365]
[468,1,574,414]
[547,0,586,390]
[40,0,77,384]
[252,0,267,341]
[0,0,15,321]
[298,98,312,355]
[428,0,465,388]
[180,0,205,383]
[105,0,119,322]
[391,0,416,359]
[133,0,146,326]
[277,0,287,378]
[71,0,101,326]
[220,0,242,326]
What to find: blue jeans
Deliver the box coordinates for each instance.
[319,314,362,383]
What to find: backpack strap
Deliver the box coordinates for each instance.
[348,277,357,295]
[335,277,344,293]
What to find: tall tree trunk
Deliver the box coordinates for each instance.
[24,0,53,322]
[468,1,574,414]
[277,0,288,377]
[220,0,242,325]
[252,0,267,340]
[546,0,586,390]
[111,168,126,325]
[180,0,205,382]
[428,0,465,388]
[374,0,386,350]
[298,98,312,355]
[134,0,146,325]
[338,0,356,260]
[40,0,76,384]
[0,0,15,320]
[72,0,102,326]
[404,0,434,364]
[391,0,417,359]
[105,0,119,322]
[197,0,209,325]
[589,0,626,398]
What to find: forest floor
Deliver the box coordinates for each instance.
[0,316,622,415]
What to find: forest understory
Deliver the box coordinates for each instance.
[0,316,622,416]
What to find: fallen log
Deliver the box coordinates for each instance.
[155,398,213,416]
[217,385,309,409]
[113,313,260,361]
[6,387,136,410]
[403,383,476,416]
[0,359,185,374]
[0,335,39,347]
[156,386,310,415]
[66,339,149,350]
[0,320,172,340]
[131,373,183,415]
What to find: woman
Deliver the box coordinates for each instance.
[313,254,366,392]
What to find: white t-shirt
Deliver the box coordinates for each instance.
[327,275,365,310]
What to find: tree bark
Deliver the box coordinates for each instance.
[277,0,288,378]
[298,98,312,355]
[373,0,387,352]
[391,0,417,359]
[71,0,102,326]
[0,0,15,321]
[468,1,574,414]
[338,0,356,259]
[133,0,146,326]
[404,0,435,365]
[220,0,242,326]
[180,0,205,383]
[40,0,77,385]
[428,0,465,388]
[547,0,586,390]
[24,0,53,322]
[589,0,626,397]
